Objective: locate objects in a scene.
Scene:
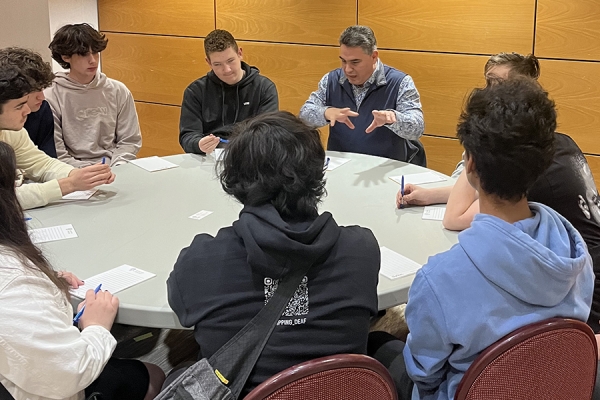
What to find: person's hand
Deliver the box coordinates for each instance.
[366,110,396,133]
[199,135,220,154]
[60,164,113,194]
[57,271,84,288]
[324,107,359,129]
[78,289,119,331]
[396,183,432,207]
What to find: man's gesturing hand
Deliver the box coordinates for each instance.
[366,110,396,133]
[324,107,359,129]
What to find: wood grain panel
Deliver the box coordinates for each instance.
[380,50,488,138]
[421,135,463,176]
[536,0,600,61]
[135,102,183,157]
[359,0,535,54]
[241,41,340,114]
[539,59,600,154]
[101,33,209,106]
[99,0,214,37]
[216,0,355,45]
[585,154,600,190]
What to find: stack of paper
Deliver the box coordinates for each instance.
[325,156,351,171]
[130,156,179,172]
[389,172,446,186]
[29,224,78,244]
[62,189,98,200]
[379,246,421,280]
[422,206,446,221]
[70,265,156,298]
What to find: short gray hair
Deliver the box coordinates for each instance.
[339,25,377,55]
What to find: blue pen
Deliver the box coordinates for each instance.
[24,217,32,221]
[73,283,102,325]
[101,157,106,165]
[400,175,405,209]
[219,138,229,144]
[324,157,330,170]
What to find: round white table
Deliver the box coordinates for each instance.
[27,152,458,328]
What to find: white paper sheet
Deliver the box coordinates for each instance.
[325,156,351,171]
[62,189,98,200]
[189,210,213,220]
[130,156,179,172]
[213,148,225,162]
[379,246,421,280]
[70,264,156,298]
[29,224,78,244]
[422,206,446,221]
[389,172,446,186]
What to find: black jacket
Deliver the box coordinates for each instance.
[23,100,57,158]
[167,204,380,394]
[179,62,279,154]
[528,132,600,331]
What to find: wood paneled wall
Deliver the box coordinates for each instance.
[99,0,600,184]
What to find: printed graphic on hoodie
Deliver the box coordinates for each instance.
[265,276,309,326]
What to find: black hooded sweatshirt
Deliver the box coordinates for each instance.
[179,62,279,154]
[167,204,380,395]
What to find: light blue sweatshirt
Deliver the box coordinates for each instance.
[403,202,594,400]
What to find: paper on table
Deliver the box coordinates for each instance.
[379,246,421,280]
[130,156,179,172]
[189,210,213,220]
[326,156,351,171]
[62,189,98,200]
[389,171,446,186]
[29,224,78,244]
[70,264,156,298]
[422,206,446,221]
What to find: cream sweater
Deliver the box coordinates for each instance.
[0,128,74,210]
[0,250,116,400]
[45,71,142,168]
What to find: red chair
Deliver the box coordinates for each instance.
[244,354,398,400]
[454,318,598,400]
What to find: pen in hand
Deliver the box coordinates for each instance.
[400,175,405,209]
[73,283,102,325]
[219,138,229,144]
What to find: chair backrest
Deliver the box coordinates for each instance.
[244,353,398,400]
[454,318,597,400]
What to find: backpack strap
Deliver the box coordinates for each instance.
[208,259,314,398]
[0,381,16,400]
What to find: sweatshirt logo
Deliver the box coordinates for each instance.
[76,107,108,121]
[265,276,309,326]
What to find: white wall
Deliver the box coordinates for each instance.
[47,0,99,71]
[0,0,99,71]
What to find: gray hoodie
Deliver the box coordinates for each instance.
[45,71,141,167]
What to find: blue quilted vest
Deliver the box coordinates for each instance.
[326,66,425,165]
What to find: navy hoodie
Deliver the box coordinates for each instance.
[179,62,279,154]
[167,204,380,394]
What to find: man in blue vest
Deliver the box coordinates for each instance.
[299,25,426,165]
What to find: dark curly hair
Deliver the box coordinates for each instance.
[219,111,326,221]
[0,64,31,114]
[204,29,238,59]
[457,77,556,201]
[0,47,54,91]
[49,23,108,69]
